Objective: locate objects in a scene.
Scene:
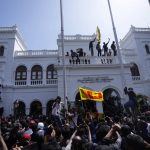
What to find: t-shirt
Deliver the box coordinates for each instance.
[52,103,60,116]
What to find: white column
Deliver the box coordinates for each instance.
[42,107,46,115]
[96,102,103,113]
[43,69,46,85]
[27,69,31,85]
[26,108,30,115]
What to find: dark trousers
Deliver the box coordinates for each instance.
[52,115,62,128]
[124,100,136,114]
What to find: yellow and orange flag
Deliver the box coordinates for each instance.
[96,26,101,43]
[79,87,103,102]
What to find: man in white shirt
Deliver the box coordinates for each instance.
[52,96,62,127]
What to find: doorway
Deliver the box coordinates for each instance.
[103,88,123,117]
[30,100,42,116]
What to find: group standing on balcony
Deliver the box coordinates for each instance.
[89,37,117,57]
[64,38,117,65]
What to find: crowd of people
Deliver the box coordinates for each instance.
[0,91,150,150]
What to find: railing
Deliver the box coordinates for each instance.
[58,56,119,65]
[31,80,43,85]
[132,76,140,81]
[0,26,17,32]
[14,79,58,86]
[14,50,58,57]
[46,79,57,85]
[134,27,150,32]
[58,34,96,40]
[15,80,27,86]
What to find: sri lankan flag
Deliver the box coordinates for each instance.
[79,87,103,102]
[96,26,101,43]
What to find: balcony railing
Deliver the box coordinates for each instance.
[14,79,58,86]
[58,56,119,65]
[46,79,57,85]
[15,80,27,86]
[31,80,43,85]
[132,76,140,81]
[14,50,58,57]
[58,34,96,40]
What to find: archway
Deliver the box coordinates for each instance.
[14,100,26,118]
[30,100,42,116]
[103,88,123,117]
[46,99,55,116]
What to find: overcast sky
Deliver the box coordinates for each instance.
[0,0,150,49]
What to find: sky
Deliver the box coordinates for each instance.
[0,0,150,50]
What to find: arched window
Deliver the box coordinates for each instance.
[130,63,140,76]
[15,65,27,80]
[47,64,57,79]
[145,44,150,54]
[31,65,42,80]
[0,46,4,56]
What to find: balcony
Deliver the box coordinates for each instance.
[15,80,27,86]
[31,79,43,85]
[132,76,140,81]
[14,79,58,87]
[14,50,58,58]
[46,79,57,85]
[58,34,95,41]
[58,55,119,65]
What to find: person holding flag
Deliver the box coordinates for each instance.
[96,26,102,56]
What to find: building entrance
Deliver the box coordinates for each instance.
[46,99,55,116]
[30,100,42,116]
[103,88,123,117]
[14,100,25,117]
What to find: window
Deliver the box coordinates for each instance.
[145,44,150,54]
[15,66,27,80]
[47,64,57,79]
[130,63,140,76]
[31,65,42,80]
[0,46,4,56]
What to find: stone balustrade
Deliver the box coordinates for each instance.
[58,34,95,40]
[15,79,57,86]
[132,76,140,81]
[58,55,119,65]
[14,50,58,57]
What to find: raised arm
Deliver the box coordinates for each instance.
[0,134,8,150]
[65,130,77,150]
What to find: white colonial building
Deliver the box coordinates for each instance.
[0,25,150,116]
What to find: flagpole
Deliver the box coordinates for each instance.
[60,0,68,110]
[107,0,126,97]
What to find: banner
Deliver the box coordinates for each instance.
[79,87,103,102]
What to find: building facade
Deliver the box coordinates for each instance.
[0,25,149,116]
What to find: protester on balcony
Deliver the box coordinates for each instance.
[103,38,110,56]
[111,41,117,56]
[96,41,102,57]
[89,38,96,56]
[66,52,69,56]
[70,50,78,60]
[76,48,84,57]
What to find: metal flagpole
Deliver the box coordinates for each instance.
[107,0,126,97]
[60,0,68,110]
